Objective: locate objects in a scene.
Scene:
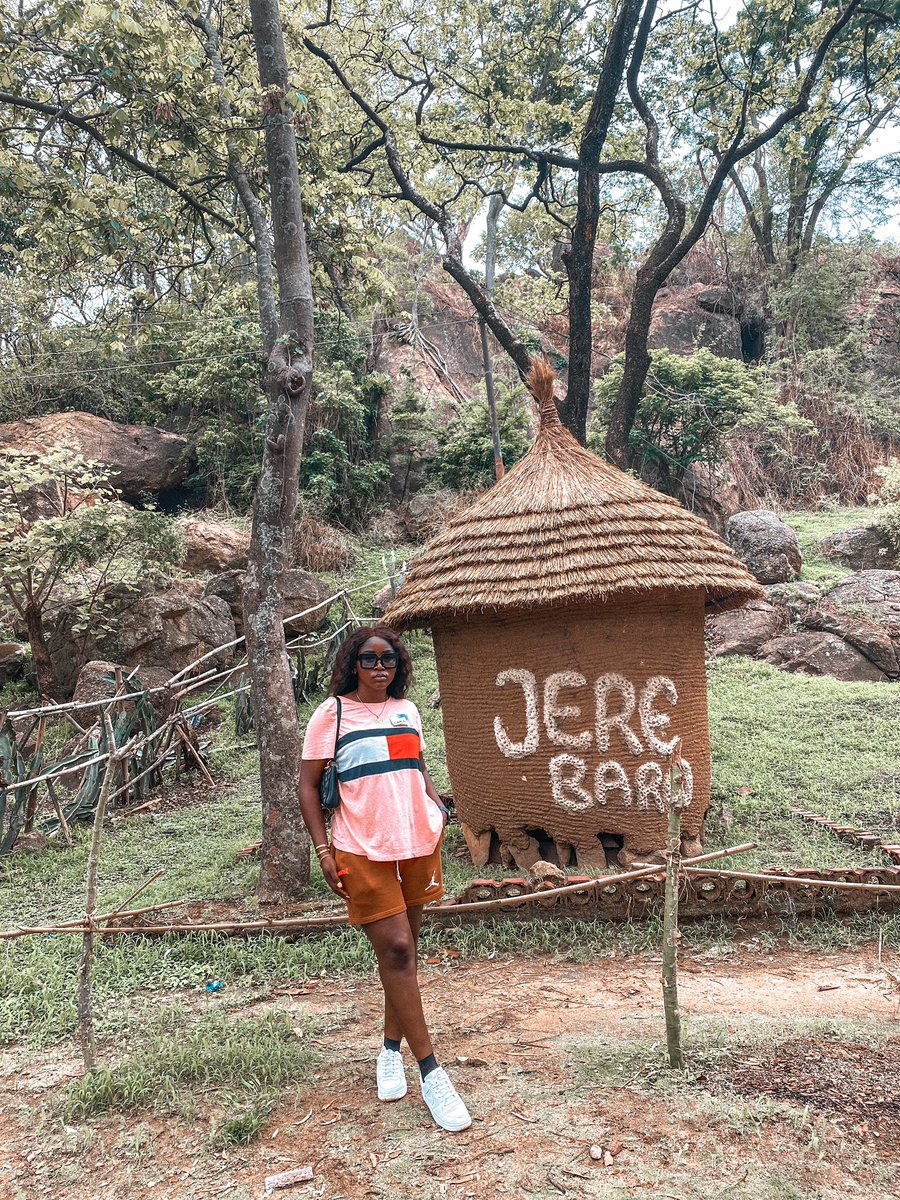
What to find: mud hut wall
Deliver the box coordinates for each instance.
[432,593,711,856]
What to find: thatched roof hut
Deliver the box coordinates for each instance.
[389,360,760,627]
[388,360,762,871]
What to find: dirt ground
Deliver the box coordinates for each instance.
[1,943,899,1200]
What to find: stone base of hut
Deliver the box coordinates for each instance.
[433,594,711,872]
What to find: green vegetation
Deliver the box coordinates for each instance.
[707,656,900,870]
[60,1006,315,1151]
[592,349,794,494]
[2,617,898,1053]
[782,506,882,584]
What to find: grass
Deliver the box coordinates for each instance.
[706,656,900,870]
[60,1006,315,1149]
[782,506,881,586]
[2,522,898,1057]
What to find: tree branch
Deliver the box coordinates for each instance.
[0,90,253,245]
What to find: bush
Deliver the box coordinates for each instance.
[592,349,791,493]
[871,457,900,553]
[430,384,532,490]
[299,310,392,528]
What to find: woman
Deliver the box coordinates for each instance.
[299,625,471,1132]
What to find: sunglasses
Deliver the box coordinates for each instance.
[357,651,399,670]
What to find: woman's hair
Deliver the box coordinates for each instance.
[328,625,412,699]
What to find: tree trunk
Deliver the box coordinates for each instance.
[561,0,646,444]
[24,600,58,700]
[246,0,315,904]
[481,193,505,481]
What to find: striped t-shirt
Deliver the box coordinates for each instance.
[302,696,443,861]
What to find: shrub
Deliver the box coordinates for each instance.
[430,384,532,490]
[592,349,793,493]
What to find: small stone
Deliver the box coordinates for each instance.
[589,1145,603,1161]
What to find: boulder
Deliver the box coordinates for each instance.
[0,642,26,688]
[763,581,822,615]
[10,831,49,855]
[203,569,332,638]
[72,660,177,720]
[0,413,194,499]
[649,289,743,359]
[678,459,744,537]
[179,516,250,575]
[760,631,888,682]
[371,583,396,617]
[726,510,802,583]
[821,570,900,649]
[45,579,236,696]
[818,525,898,571]
[800,605,899,679]
[706,601,788,658]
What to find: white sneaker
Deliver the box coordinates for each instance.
[421,1066,471,1131]
[376,1047,407,1101]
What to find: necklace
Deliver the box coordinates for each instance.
[353,691,389,721]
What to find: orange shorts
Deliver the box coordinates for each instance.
[332,841,444,926]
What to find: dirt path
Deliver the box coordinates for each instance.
[1,944,898,1200]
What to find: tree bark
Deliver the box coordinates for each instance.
[560,0,646,443]
[245,0,315,904]
[24,600,58,700]
[481,193,505,481]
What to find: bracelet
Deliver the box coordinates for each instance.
[313,843,329,852]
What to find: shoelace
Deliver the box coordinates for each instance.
[426,1071,456,1103]
[382,1052,403,1078]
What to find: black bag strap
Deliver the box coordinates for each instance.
[332,696,342,761]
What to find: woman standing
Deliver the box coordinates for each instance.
[299,625,471,1132]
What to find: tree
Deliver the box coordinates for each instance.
[725,0,900,280]
[307,0,894,463]
[242,0,316,905]
[1,0,324,900]
[0,452,183,698]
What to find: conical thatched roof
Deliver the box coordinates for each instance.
[387,359,762,628]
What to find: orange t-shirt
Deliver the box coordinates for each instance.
[302,696,443,862]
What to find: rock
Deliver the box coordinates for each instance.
[203,569,332,638]
[819,525,898,571]
[763,581,822,615]
[707,600,788,658]
[822,569,900,650]
[45,579,236,696]
[371,583,395,616]
[0,642,26,688]
[800,605,899,679]
[0,413,195,499]
[398,489,466,541]
[649,288,743,358]
[726,510,802,583]
[678,459,744,536]
[760,631,888,682]
[179,517,250,575]
[72,660,177,720]
[529,859,568,886]
[10,831,49,854]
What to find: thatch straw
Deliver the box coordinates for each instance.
[388,357,762,627]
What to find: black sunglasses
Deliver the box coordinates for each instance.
[357,650,399,670]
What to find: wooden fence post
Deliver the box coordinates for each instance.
[662,738,689,1069]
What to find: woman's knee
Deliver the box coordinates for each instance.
[377,936,416,974]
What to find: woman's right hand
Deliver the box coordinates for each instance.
[319,853,347,899]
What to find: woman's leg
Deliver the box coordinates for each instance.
[382,906,424,1045]
[364,907,432,1060]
